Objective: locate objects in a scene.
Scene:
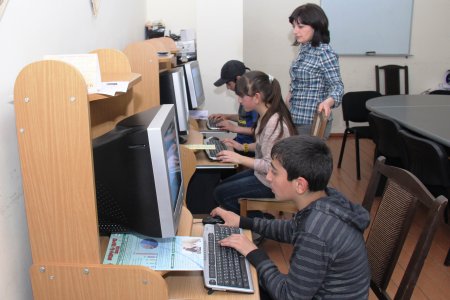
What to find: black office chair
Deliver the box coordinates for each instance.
[367,112,405,168]
[375,65,409,95]
[337,91,382,180]
[398,129,450,266]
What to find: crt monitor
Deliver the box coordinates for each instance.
[159,66,190,136]
[182,60,205,109]
[93,104,184,238]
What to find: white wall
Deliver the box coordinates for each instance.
[149,0,450,133]
[0,1,146,299]
[245,0,450,132]
[147,0,244,115]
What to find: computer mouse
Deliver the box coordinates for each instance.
[202,216,225,225]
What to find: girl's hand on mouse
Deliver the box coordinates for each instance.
[211,207,240,227]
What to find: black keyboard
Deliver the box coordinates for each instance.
[203,224,254,293]
[206,118,221,130]
[204,136,227,160]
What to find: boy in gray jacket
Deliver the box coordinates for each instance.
[211,135,370,299]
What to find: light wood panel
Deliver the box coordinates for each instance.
[180,146,197,206]
[123,41,161,112]
[14,60,100,264]
[30,264,168,300]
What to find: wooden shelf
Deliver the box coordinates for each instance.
[13,48,170,299]
[88,72,141,101]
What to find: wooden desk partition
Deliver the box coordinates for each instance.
[123,37,178,113]
[15,45,256,299]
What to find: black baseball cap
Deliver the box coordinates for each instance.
[214,60,248,87]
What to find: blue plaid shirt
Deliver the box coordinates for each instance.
[289,42,344,125]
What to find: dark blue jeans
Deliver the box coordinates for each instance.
[214,169,274,214]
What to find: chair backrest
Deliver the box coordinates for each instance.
[180,145,197,206]
[398,129,450,188]
[363,157,447,300]
[368,112,404,161]
[375,65,409,95]
[342,91,382,123]
[310,110,328,139]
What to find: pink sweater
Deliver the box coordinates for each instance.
[254,113,292,187]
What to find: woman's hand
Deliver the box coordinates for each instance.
[318,97,335,117]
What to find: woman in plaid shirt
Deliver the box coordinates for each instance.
[287,4,344,138]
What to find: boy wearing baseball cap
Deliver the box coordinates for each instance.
[210,60,259,152]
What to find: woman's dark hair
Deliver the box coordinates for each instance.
[289,3,330,47]
[235,71,297,139]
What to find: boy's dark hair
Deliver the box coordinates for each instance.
[271,135,332,191]
[289,3,330,47]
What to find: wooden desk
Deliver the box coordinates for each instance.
[366,95,450,147]
[165,218,260,299]
[99,210,260,299]
[186,124,238,170]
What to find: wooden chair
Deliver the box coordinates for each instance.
[238,111,328,217]
[363,157,447,299]
[310,109,328,139]
[376,65,409,95]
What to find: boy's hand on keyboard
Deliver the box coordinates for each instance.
[209,114,226,121]
[211,207,240,227]
[217,120,237,132]
[218,234,258,257]
[216,150,242,164]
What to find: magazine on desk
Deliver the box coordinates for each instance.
[103,233,204,271]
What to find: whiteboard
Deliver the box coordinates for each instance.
[321,0,414,55]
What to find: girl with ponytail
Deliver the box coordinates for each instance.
[213,71,297,215]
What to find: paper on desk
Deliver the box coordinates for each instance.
[44,53,101,91]
[185,144,216,150]
[92,81,130,96]
[189,110,208,120]
[103,233,203,271]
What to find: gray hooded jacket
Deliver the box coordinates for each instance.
[241,187,370,300]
